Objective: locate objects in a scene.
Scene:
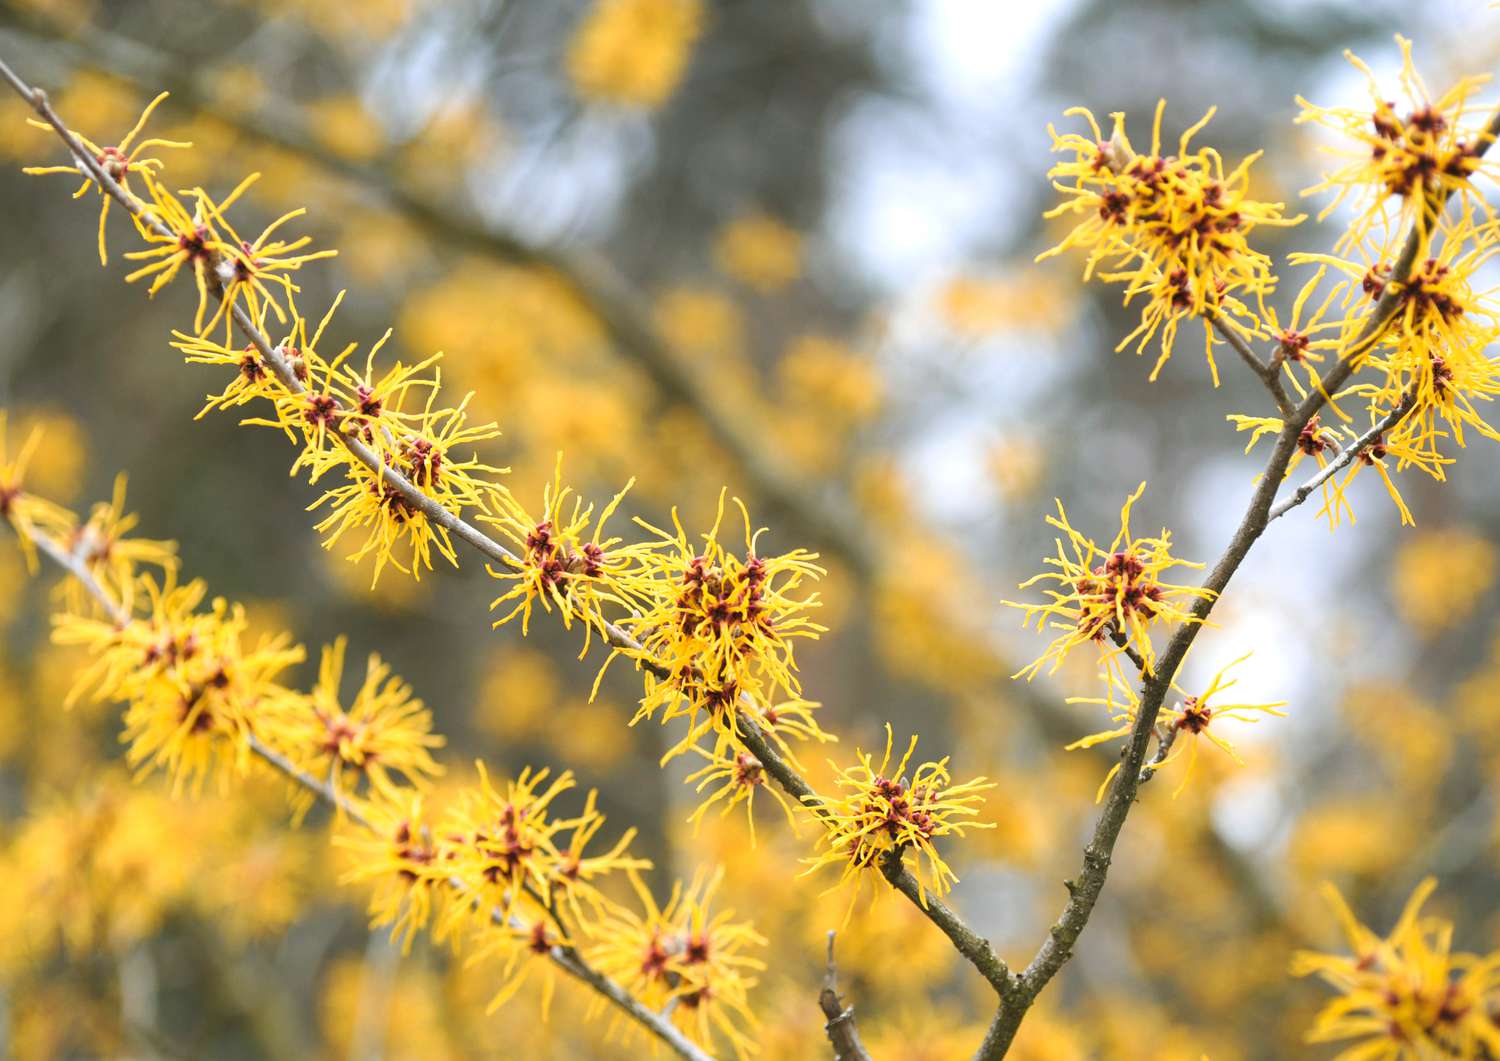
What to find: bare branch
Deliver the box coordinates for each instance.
[1209,313,1293,415]
[818,933,872,1061]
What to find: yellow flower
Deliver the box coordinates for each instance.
[436,763,583,933]
[545,787,651,926]
[584,868,765,1059]
[1255,265,1348,400]
[333,793,444,954]
[23,90,189,264]
[61,473,177,615]
[1295,35,1498,248]
[1148,653,1287,797]
[190,174,338,337]
[54,576,304,794]
[684,746,798,846]
[1005,482,1213,679]
[484,460,648,651]
[1039,102,1301,383]
[123,175,248,332]
[1227,412,1342,516]
[616,492,826,763]
[566,0,705,109]
[0,412,78,572]
[800,724,993,907]
[309,380,505,587]
[714,214,803,292]
[1299,209,1500,455]
[1070,654,1285,798]
[1320,413,1451,529]
[1293,878,1500,1059]
[263,636,444,820]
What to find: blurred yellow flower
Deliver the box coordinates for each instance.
[714,214,802,292]
[1392,527,1496,634]
[307,95,385,162]
[566,0,705,108]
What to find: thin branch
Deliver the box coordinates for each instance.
[1267,390,1416,523]
[13,516,716,1061]
[1209,313,1293,415]
[817,933,872,1061]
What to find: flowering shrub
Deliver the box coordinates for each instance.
[3,17,1500,1061]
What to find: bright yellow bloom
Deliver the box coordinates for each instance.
[1320,414,1451,529]
[310,383,504,587]
[484,461,648,651]
[190,174,338,337]
[545,787,651,926]
[123,175,249,332]
[55,576,304,794]
[1069,653,1286,798]
[1227,412,1343,517]
[1296,35,1498,248]
[800,725,993,907]
[265,636,444,820]
[1158,653,1288,787]
[566,0,705,109]
[471,916,568,1019]
[684,746,798,846]
[23,91,189,264]
[1256,265,1349,400]
[585,869,765,1059]
[1294,878,1500,1059]
[61,473,177,614]
[1005,483,1213,678]
[615,492,826,763]
[0,412,79,572]
[1039,102,1302,383]
[334,793,444,954]
[436,763,584,933]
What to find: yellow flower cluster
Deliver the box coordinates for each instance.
[1297,36,1498,246]
[0,432,765,1058]
[1294,879,1500,1058]
[1067,654,1287,800]
[1005,483,1214,680]
[587,870,766,1056]
[801,726,994,907]
[1039,101,1302,382]
[16,81,997,1053]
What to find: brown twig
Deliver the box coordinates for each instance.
[1210,312,1294,415]
[817,933,872,1061]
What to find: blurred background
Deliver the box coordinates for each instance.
[1,0,1498,1057]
